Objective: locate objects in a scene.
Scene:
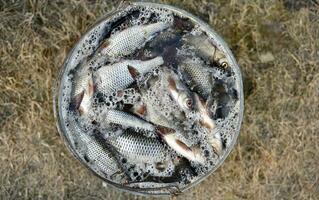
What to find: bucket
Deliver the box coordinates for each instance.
[53,1,244,196]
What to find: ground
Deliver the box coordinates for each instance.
[0,0,318,199]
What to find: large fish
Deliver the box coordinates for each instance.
[179,57,213,99]
[194,93,223,154]
[101,22,170,57]
[102,109,155,133]
[157,127,205,164]
[94,56,164,95]
[71,63,95,115]
[107,131,168,164]
[184,34,228,68]
[165,69,194,113]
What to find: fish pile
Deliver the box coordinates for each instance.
[65,5,239,192]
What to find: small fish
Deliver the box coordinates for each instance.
[101,22,170,57]
[107,131,168,164]
[184,34,228,68]
[71,65,95,115]
[166,70,194,112]
[102,109,155,132]
[70,122,121,178]
[157,127,205,164]
[194,93,223,154]
[94,56,163,95]
[179,57,213,99]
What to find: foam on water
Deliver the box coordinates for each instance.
[58,3,242,193]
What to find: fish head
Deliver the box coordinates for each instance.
[167,75,194,112]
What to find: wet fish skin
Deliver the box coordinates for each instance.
[102,109,155,132]
[101,22,170,57]
[166,70,194,113]
[145,104,174,128]
[95,56,163,95]
[70,122,121,178]
[184,34,228,68]
[157,127,205,164]
[179,58,213,99]
[107,131,168,164]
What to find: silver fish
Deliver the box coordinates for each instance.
[193,93,223,154]
[145,104,174,128]
[94,56,164,95]
[157,127,205,164]
[71,122,121,178]
[72,64,94,115]
[184,34,228,68]
[101,22,170,57]
[108,131,168,164]
[102,109,155,132]
[179,58,213,99]
[165,69,194,112]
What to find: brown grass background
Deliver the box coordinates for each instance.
[1,0,318,199]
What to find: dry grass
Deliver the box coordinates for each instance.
[0,0,318,199]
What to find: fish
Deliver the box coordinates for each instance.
[71,63,95,115]
[70,121,122,179]
[165,70,194,113]
[179,57,213,99]
[193,93,223,154]
[94,56,164,95]
[101,22,170,57]
[194,93,215,130]
[145,104,174,128]
[107,130,169,164]
[157,127,205,164]
[184,34,229,68]
[101,109,155,133]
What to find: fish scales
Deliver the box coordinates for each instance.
[102,22,170,57]
[103,109,155,132]
[108,132,168,163]
[180,58,212,99]
[71,122,120,176]
[95,57,163,95]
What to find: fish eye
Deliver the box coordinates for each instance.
[221,62,228,68]
[185,99,193,108]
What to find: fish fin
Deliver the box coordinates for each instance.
[156,125,174,137]
[71,91,84,111]
[155,162,167,172]
[200,120,214,130]
[136,104,147,116]
[168,76,177,91]
[127,65,139,80]
[100,40,110,50]
[175,140,192,152]
[87,77,94,96]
